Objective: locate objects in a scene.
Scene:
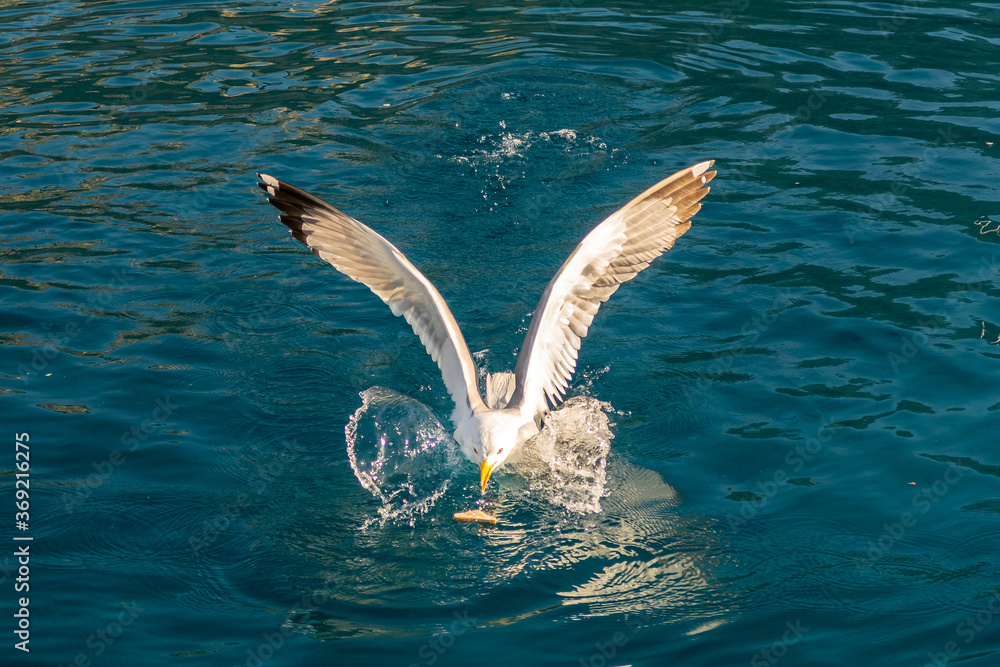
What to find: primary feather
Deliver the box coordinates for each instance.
[506,160,715,422]
[256,174,486,426]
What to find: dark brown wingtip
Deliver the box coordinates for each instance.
[256,172,283,197]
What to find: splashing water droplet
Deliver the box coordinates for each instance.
[345,387,463,528]
[515,396,613,514]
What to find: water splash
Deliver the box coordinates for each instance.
[454,127,609,166]
[516,396,613,514]
[345,387,463,529]
[345,389,615,524]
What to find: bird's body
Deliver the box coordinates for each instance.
[258,161,715,491]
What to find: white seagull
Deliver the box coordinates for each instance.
[257,161,715,492]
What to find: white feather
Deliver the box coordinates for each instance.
[258,160,716,484]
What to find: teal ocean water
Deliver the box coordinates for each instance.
[2,1,999,665]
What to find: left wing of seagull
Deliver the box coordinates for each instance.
[506,161,716,421]
[257,174,488,423]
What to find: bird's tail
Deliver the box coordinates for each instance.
[485,372,516,409]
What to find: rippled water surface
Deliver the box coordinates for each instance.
[2,0,999,665]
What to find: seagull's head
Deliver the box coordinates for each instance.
[457,412,535,493]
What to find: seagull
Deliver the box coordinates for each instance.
[257,161,715,492]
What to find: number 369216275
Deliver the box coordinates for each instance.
[15,433,29,516]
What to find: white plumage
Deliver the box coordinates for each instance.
[257,160,715,491]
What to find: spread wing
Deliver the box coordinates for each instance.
[257,173,488,422]
[507,161,716,420]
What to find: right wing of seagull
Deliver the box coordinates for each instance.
[507,161,716,421]
[257,174,488,422]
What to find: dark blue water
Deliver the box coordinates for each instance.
[2,1,999,665]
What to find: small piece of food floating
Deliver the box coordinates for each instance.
[453,509,497,525]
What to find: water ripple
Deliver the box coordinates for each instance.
[3,0,1000,663]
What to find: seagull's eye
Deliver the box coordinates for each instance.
[473,448,477,454]
[498,447,504,454]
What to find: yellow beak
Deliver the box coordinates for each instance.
[480,461,494,492]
